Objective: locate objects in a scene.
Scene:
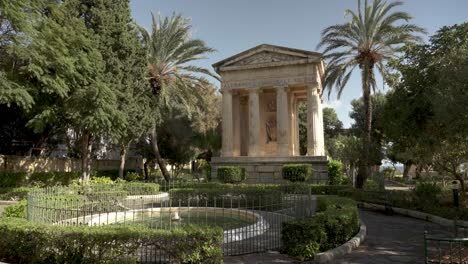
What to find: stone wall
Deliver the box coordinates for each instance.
[0,155,143,173]
[211,156,328,184]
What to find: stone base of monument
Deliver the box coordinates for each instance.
[211,156,328,184]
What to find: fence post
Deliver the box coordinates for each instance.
[424,231,428,264]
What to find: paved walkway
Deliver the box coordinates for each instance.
[224,209,450,264]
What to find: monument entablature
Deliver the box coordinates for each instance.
[211,44,328,184]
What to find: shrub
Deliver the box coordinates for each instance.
[124,172,143,182]
[0,187,35,200]
[0,172,27,187]
[92,169,137,181]
[29,171,80,186]
[327,159,344,185]
[414,181,442,204]
[282,196,359,260]
[121,182,159,195]
[89,176,115,185]
[217,166,245,184]
[3,200,27,218]
[282,164,313,182]
[0,217,223,264]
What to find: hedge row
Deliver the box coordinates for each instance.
[339,188,468,220]
[281,196,359,260]
[0,170,142,189]
[0,217,223,264]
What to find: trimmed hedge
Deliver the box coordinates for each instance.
[0,187,36,200]
[0,217,223,264]
[282,164,313,182]
[217,166,246,184]
[339,188,468,220]
[327,159,345,185]
[282,196,359,260]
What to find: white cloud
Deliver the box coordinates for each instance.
[322,99,342,109]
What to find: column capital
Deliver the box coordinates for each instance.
[248,87,262,94]
[220,89,233,95]
[306,84,319,95]
[274,85,289,93]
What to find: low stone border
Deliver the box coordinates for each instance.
[359,202,468,228]
[311,219,367,263]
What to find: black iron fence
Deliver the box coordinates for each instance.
[27,184,316,259]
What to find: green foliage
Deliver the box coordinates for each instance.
[3,200,27,218]
[217,166,246,184]
[92,170,137,181]
[339,188,468,220]
[0,187,35,200]
[0,217,223,264]
[88,177,116,185]
[318,0,425,189]
[0,172,27,187]
[328,159,344,185]
[414,182,442,204]
[385,23,468,190]
[29,171,81,186]
[282,164,313,182]
[363,178,379,190]
[282,196,359,260]
[124,172,143,182]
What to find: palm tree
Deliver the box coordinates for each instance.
[139,13,217,181]
[317,0,425,188]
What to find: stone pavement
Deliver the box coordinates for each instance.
[224,209,450,264]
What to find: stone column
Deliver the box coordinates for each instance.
[306,85,325,156]
[248,88,261,156]
[232,94,241,156]
[276,86,289,156]
[221,89,233,157]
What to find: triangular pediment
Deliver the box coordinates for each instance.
[213,44,322,72]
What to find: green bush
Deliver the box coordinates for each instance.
[217,166,245,184]
[282,164,313,182]
[0,187,35,200]
[0,172,28,187]
[92,170,137,181]
[282,196,359,260]
[121,182,159,195]
[327,160,344,185]
[124,172,143,182]
[414,182,442,204]
[2,200,27,218]
[0,217,223,264]
[29,171,80,186]
[88,176,115,185]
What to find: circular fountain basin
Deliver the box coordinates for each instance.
[86,207,269,243]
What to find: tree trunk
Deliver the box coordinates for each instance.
[150,124,170,181]
[80,130,92,182]
[356,63,373,189]
[119,143,129,179]
[403,161,412,180]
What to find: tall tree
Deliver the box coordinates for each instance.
[317,0,425,188]
[138,13,217,181]
[1,0,120,182]
[384,23,468,190]
[72,0,151,181]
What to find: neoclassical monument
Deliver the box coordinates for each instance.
[211,44,328,183]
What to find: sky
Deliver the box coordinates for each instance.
[130,0,468,128]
